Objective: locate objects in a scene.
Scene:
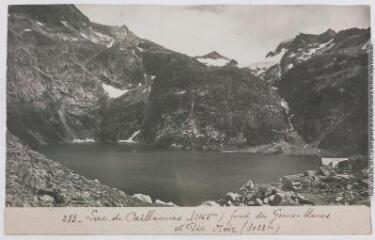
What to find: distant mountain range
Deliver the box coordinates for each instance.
[7,5,370,155]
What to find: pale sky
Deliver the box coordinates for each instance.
[77,4,370,66]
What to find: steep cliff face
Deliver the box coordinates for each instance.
[254,28,370,154]
[8,5,289,149]
[97,74,153,142]
[131,41,289,150]
[7,5,144,145]
[96,39,290,148]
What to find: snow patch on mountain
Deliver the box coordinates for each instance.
[266,48,288,64]
[286,63,294,71]
[72,138,95,143]
[94,31,112,41]
[102,83,130,98]
[196,57,230,67]
[280,99,290,112]
[175,90,186,95]
[195,51,234,67]
[248,61,277,76]
[106,40,115,48]
[60,20,69,27]
[80,32,89,39]
[249,61,276,69]
[118,130,141,143]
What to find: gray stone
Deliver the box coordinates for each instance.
[200,201,220,207]
[132,193,153,204]
[255,198,263,206]
[241,179,255,190]
[39,194,54,203]
[269,194,282,206]
[226,192,240,202]
[278,192,299,206]
[319,166,334,176]
[281,176,296,190]
[304,170,316,177]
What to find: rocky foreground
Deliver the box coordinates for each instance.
[204,156,370,207]
[6,132,174,207]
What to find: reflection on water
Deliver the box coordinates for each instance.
[36,144,320,206]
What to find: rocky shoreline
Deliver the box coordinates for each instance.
[204,156,370,207]
[221,140,322,156]
[6,132,174,207]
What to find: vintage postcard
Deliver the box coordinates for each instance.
[1,0,374,237]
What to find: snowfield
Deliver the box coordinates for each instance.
[196,57,230,67]
[102,83,130,98]
[118,130,141,143]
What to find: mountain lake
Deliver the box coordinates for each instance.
[36,143,321,206]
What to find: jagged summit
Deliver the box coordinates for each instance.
[322,28,336,38]
[198,51,230,60]
[7,4,145,144]
[266,28,337,59]
[195,51,237,67]
[252,27,370,155]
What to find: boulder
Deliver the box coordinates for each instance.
[279,192,299,206]
[281,176,296,191]
[156,199,176,207]
[255,198,263,206]
[131,193,153,204]
[348,156,368,172]
[269,194,282,206]
[241,179,255,190]
[296,193,315,205]
[39,194,54,203]
[318,165,335,176]
[225,192,240,202]
[304,170,316,177]
[337,160,352,173]
[313,180,329,189]
[264,188,278,197]
[225,200,233,206]
[155,199,176,206]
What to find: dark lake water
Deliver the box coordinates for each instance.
[36,144,321,206]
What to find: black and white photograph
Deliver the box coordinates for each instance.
[2,0,374,236]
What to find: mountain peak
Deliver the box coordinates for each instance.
[199,51,230,60]
[266,28,338,59]
[325,28,336,35]
[194,51,235,67]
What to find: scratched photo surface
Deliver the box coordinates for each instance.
[5,4,371,208]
